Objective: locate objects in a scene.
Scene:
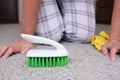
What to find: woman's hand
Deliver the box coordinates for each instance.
[0,39,34,59]
[102,39,120,60]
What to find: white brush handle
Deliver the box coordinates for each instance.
[21,34,67,51]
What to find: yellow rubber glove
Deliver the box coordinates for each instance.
[99,31,109,39]
[91,31,109,51]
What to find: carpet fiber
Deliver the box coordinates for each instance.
[0,24,120,80]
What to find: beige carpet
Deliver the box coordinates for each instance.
[1,24,120,80]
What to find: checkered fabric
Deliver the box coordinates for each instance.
[36,0,95,43]
[36,0,64,42]
[61,0,95,43]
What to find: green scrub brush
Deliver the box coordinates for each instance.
[21,34,69,67]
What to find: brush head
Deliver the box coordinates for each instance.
[27,49,69,67]
[21,34,69,67]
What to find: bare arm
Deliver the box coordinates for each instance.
[0,0,41,59]
[102,0,120,60]
[22,0,40,35]
[109,0,120,40]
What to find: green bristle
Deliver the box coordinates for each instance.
[31,57,34,67]
[49,57,52,67]
[38,57,41,67]
[57,57,60,66]
[42,57,45,67]
[28,57,31,66]
[53,57,56,67]
[46,57,48,67]
[27,56,68,67]
[35,58,37,67]
[61,57,64,66]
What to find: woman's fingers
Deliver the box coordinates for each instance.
[110,48,118,61]
[102,44,108,55]
[0,46,8,57]
[2,47,13,59]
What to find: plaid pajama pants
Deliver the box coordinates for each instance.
[36,0,95,43]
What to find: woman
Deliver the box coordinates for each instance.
[0,0,95,58]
